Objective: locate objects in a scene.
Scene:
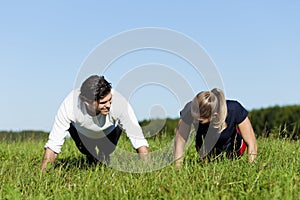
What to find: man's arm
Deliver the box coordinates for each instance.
[238,117,258,163]
[136,146,150,160]
[174,119,191,169]
[112,90,150,152]
[41,91,76,171]
[41,147,58,172]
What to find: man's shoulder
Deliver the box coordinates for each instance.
[70,88,80,96]
[111,89,128,105]
[110,89,134,117]
[111,89,123,98]
[61,88,80,106]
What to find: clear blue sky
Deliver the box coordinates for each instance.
[0,1,299,131]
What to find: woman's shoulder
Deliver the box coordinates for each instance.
[226,100,248,122]
[226,100,247,111]
[226,99,242,107]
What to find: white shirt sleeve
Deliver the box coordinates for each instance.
[44,91,75,153]
[111,90,149,149]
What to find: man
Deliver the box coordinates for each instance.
[41,75,149,171]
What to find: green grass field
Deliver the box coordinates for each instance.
[1,133,299,200]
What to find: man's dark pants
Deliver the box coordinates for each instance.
[68,124,122,164]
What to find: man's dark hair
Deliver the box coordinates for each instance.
[80,75,112,102]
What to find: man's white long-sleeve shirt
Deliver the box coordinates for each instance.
[45,89,149,153]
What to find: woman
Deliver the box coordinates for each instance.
[174,88,257,168]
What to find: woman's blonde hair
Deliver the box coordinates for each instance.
[191,88,227,132]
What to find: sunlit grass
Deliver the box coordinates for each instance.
[0,134,299,199]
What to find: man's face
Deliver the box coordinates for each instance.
[84,92,112,116]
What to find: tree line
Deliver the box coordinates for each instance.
[248,105,300,140]
[0,130,48,142]
[1,104,299,141]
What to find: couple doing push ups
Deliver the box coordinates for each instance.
[42,75,257,171]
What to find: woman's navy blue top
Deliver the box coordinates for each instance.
[180,100,248,153]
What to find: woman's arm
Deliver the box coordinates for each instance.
[174,119,191,168]
[238,117,258,163]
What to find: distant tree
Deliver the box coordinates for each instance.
[248,105,300,140]
[0,130,49,142]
